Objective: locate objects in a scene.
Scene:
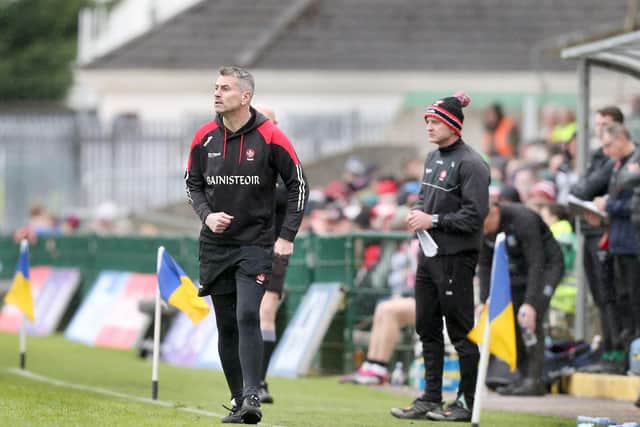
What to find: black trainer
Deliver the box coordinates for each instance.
[390,398,442,419]
[221,398,242,424]
[238,394,262,425]
[258,381,274,404]
[427,399,471,422]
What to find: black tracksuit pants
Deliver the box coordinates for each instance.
[415,251,479,409]
[584,234,620,351]
[199,243,272,402]
[613,254,640,341]
[210,272,265,402]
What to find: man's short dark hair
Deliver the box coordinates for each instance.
[597,106,624,124]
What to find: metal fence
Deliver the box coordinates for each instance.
[0,111,388,232]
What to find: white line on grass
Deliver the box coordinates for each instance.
[7,368,287,427]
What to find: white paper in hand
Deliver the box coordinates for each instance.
[417,229,438,257]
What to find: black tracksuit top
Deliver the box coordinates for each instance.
[186,108,308,246]
[478,203,564,312]
[413,138,490,254]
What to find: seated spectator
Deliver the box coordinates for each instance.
[90,201,131,235]
[512,166,538,203]
[550,107,577,145]
[526,180,557,213]
[61,215,81,234]
[540,203,576,271]
[13,203,61,243]
[340,240,418,385]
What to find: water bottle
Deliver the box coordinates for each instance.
[519,311,537,347]
[391,361,405,386]
[522,328,538,347]
[576,415,616,426]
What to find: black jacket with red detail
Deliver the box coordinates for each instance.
[186,108,308,246]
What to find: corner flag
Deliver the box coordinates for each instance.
[157,247,209,323]
[468,233,517,371]
[4,240,34,321]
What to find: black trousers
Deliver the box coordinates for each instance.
[613,254,640,342]
[584,235,619,351]
[415,251,479,408]
[210,272,266,400]
[199,243,272,400]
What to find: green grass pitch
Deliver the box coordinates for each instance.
[0,333,573,426]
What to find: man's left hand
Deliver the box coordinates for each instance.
[274,238,294,257]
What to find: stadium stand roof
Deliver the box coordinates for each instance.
[81,0,629,71]
[562,30,640,78]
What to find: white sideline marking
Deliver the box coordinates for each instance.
[7,368,287,427]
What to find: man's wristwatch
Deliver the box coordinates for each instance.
[432,214,439,228]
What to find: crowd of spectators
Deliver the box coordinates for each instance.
[304,97,640,400]
[11,97,640,402]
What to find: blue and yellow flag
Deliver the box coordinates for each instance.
[4,240,35,321]
[157,248,209,323]
[468,233,517,371]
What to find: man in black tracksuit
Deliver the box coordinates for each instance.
[185,66,307,425]
[391,93,490,422]
[480,202,564,396]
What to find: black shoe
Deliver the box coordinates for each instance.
[258,381,274,404]
[635,394,640,408]
[238,394,262,425]
[390,398,442,419]
[221,399,242,424]
[427,399,471,422]
[499,377,546,396]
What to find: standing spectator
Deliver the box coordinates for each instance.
[539,104,559,144]
[626,95,640,143]
[618,161,640,247]
[185,66,308,425]
[618,160,640,409]
[391,92,490,422]
[482,103,519,161]
[571,106,624,373]
[594,123,640,355]
[340,240,418,385]
[480,202,564,396]
[550,131,579,205]
[550,107,576,145]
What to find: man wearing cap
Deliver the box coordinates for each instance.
[391,93,490,422]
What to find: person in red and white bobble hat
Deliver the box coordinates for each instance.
[391,92,490,422]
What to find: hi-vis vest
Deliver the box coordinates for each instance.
[483,117,516,159]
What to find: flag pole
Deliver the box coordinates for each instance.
[151,246,164,400]
[19,313,27,369]
[471,300,492,427]
[19,239,29,370]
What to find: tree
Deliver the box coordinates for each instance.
[0,0,91,101]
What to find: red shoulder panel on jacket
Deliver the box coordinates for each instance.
[257,120,300,165]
